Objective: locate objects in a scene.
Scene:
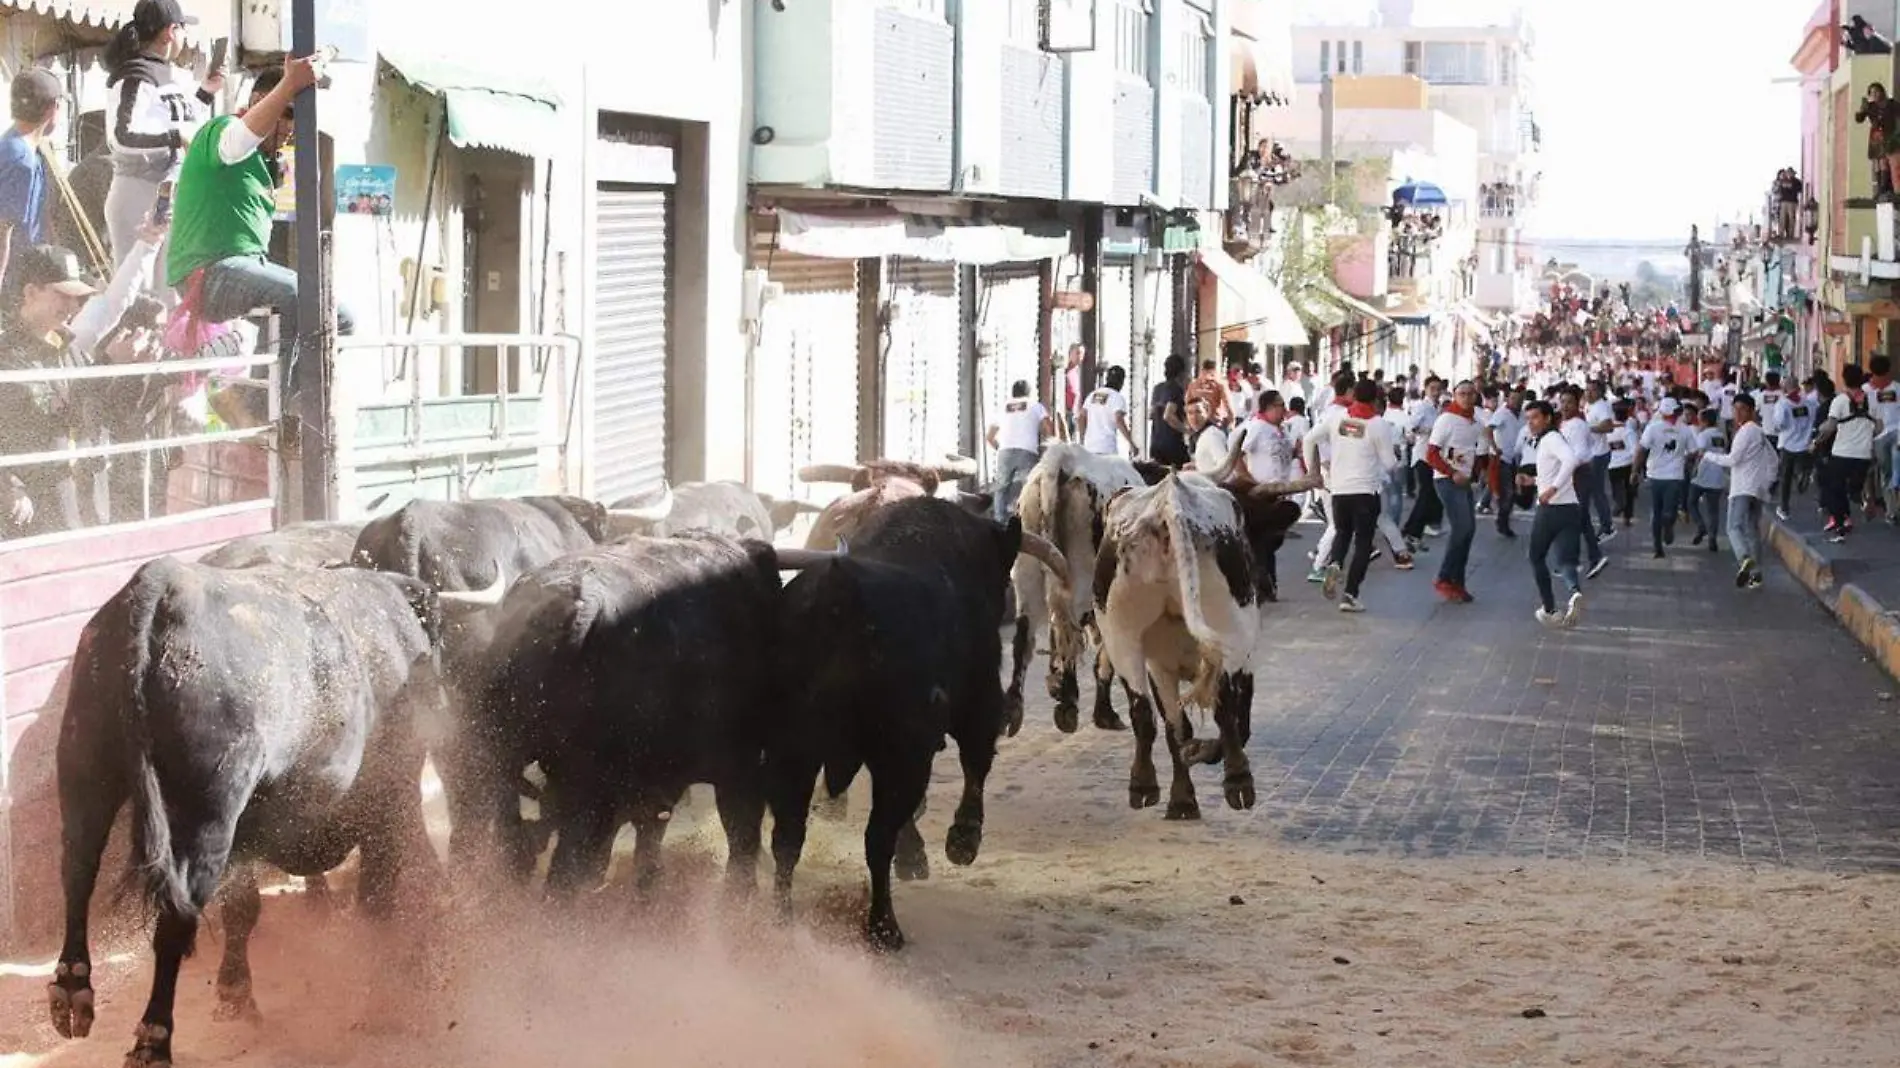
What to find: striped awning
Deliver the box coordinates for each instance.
[0,0,225,43]
[380,50,563,158]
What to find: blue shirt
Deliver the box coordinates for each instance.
[0,130,47,246]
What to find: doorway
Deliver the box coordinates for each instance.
[457,149,531,395]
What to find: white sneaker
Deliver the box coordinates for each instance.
[1587,557,1610,580]
[1564,591,1584,628]
[1775,507,1791,521]
[1339,593,1366,613]
[1535,607,1561,628]
[1321,562,1342,600]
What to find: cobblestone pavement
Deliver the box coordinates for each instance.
[984,510,1900,873]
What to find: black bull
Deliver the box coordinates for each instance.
[48,560,446,1068]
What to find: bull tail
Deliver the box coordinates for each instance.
[114,576,198,923]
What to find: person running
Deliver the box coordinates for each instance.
[1078,365,1138,458]
[1815,364,1880,541]
[1304,379,1398,614]
[1635,397,1694,558]
[1688,406,1727,552]
[1558,386,1608,577]
[1521,399,1585,628]
[1401,375,1446,548]
[1378,387,1418,568]
[1426,379,1482,603]
[985,378,1049,521]
[1867,356,1900,520]
[1146,356,1190,467]
[1700,392,1777,589]
[1606,400,1638,527]
[1584,379,1618,538]
[1232,390,1300,595]
[1487,386,1524,539]
[1188,400,1229,471]
[1773,376,1817,521]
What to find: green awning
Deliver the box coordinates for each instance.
[380,50,562,158]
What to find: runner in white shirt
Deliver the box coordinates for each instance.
[1699,391,1777,589]
[1557,386,1607,575]
[1772,380,1816,520]
[1604,400,1637,528]
[1236,391,1298,484]
[1519,399,1585,628]
[1635,398,1695,557]
[1078,366,1137,457]
[1583,381,1618,539]
[1757,370,1787,447]
[1425,381,1483,601]
[1188,401,1230,472]
[1818,366,1882,539]
[1303,380,1399,612]
[1866,357,1900,518]
[1400,377,1446,547]
[985,379,1050,521]
[1688,408,1728,552]
[1487,389,1525,538]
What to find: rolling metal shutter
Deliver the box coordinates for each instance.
[749,227,862,502]
[592,185,671,502]
[882,259,962,463]
[1099,259,1137,385]
[975,263,1045,481]
[1138,260,1176,452]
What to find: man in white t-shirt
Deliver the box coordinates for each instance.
[1520,399,1585,628]
[1558,386,1607,576]
[1425,380,1483,602]
[1866,356,1900,519]
[1817,364,1881,540]
[1583,380,1617,539]
[1773,378,1816,520]
[1400,376,1446,546]
[1236,390,1297,485]
[1487,387,1524,538]
[1078,365,1137,457]
[1604,400,1637,528]
[1635,398,1695,558]
[986,378,1050,521]
[1188,401,1230,472]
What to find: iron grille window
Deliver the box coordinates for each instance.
[1180,4,1211,99]
[1112,0,1153,81]
[877,0,948,19]
[1320,40,1331,77]
[1352,41,1364,74]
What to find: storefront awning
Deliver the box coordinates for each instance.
[1294,287,1347,330]
[1453,301,1494,341]
[1314,283,1393,325]
[1387,295,1435,325]
[1196,245,1310,348]
[5,0,132,30]
[1230,31,1295,106]
[772,211,1072,265]
[381,51,563,158]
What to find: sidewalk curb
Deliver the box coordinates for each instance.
[1764,515,1900,680]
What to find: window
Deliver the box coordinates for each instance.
[1351,41,1364,74]
[1320,40,1330,78]
[1179,4,1211,98]
[1335,39,1348,73]
[1112,0,1152,81]
[1411,42,1488,85]
[1498,46,1514,87]
[1403,41,1422,76]
[877,0,948,17]
[1006,0,1040,45]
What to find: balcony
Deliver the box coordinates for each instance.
[1223,152,1297,262]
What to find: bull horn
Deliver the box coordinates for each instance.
[606,481,675,524]
[798,463,866,485]
[935,453,979,479]
[1248,474,1322,499]
[775,537,849,571]
[439,572,507,608]
[1018,531,1068,578]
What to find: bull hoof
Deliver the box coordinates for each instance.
[47,972,94,1039]
[1002,692,1025,738]
[1128,781,1160,809]
[1092,707,1128,732]
[1182,738,1225,767]
[1224,772,1257,811]
[1164,798,1202,821]
[123,1022,172,1068]
[865,914,907,953]
[212,984,262,1024]
[945,822,983,866]
[895,847,931,882]
[1053,702,1081,734]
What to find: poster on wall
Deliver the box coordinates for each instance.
[1041,0,1096,52]
[272,143,297,221]
[335,164,396,216]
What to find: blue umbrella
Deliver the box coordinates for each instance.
[1393,181,1448,206]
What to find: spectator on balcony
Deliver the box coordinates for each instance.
[1844,14,1894,55]
[168,55,354,395]
[1772,169,1802,240]
[0,69,63,294]
[1854,82,1899,202]
[0,227,163,538]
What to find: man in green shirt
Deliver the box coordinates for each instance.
[169,54,351,388]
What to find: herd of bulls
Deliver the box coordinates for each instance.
[41,450,1311,1068]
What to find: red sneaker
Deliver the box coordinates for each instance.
[1434,580,1461,602]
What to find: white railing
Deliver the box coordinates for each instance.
[0,353,279,528]
[336,333,582,499]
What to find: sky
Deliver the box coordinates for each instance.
[1287,0,1807,241]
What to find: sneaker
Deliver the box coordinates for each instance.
[1498,527,1518,540]
[1564,591,1584,628]
[1393,552,1416,571]
[1339,593,1366,613]
[1456,586,1475,604]
[1588,557,1610,580]
[1708,536,1720,553]
[1747,572,1765,590]
[1600,528,1616,542]
[1692,531,1705,546]
[1321,562,1342,600]
[1425,526,1445,538]
[1434,579,1461,602]
[1652,549,1666,560]
[1370,548,1385,564]
[1735,556,1755,588]
[1535,607,1561,628]
[1776,507,1790,521]
[1663,528,1675,546]
[1306,568,1326,583]
[1829,532,1849,544]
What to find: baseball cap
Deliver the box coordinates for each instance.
[9,68,61,120]
[133,0,198,35]
[1658,398,1680,416]
[15,245,98,298]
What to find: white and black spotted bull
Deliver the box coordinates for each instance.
[606,480,825,541]
[46,560,456,1068]
[1093,472,1308,821]
[1003,444,1153,736]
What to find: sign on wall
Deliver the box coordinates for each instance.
[335,164,396,217]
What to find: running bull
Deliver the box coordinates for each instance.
[1093,472,1307,822]
[796,455,990,549]
[46,559,475,1068]
[607,480,824,540]
[769,497,1066,949]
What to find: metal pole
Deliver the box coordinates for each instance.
[1320,74,1335,206]
[291,0,333,521]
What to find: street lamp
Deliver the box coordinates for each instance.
[1802,196,1820,244]
[1229,167,1259,243]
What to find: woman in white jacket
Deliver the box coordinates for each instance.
[103,0,222,294]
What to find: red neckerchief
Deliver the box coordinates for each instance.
[1332,395,1351,408]
[1446,402,1476,421]
[1346,402,1377,419]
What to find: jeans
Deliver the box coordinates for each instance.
[106,172,173,305]
[1327,492,1381,598]
[192,254,357,392]
[1777,449,1811,513]
[1822,455,1871,526]
[1380,468,1405,528]
[992,447,1039,521]
[1588,453,1615,534]
[1648,478,1685,552]
[1401,460,1443,539]
[1690,483,1724,541]
[1608,465,1635,522]
[1435,478,1476,587]
[1529,502,1584,614]
[1492,459,1518,533]
[1727,494,1763,566]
